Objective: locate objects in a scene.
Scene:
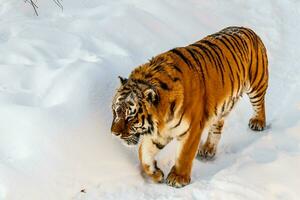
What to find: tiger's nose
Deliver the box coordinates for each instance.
[111,123,122,136]
[111,117,125,136]
[111,125,121,136]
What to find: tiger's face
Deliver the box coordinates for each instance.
[111,77,156,146]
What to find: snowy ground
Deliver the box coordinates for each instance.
[0,0,300,199]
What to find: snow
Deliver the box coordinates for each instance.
[0,0,300,199]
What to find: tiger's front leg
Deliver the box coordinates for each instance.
[138,136,165,183]
[166,123,203,188]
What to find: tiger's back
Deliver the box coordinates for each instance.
[130,26,268,129]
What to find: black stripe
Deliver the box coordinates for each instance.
[214,106,218,116]
[186,48,206,87]
[202,40,226,62]
[215,37,241,75]
[152,65,180,83]
[223,33,246,61]
[144,73,152,79]
[170,64,183,73]
[173,77,180,82]
[155,79,170,90]
[209,33,220,38]
[249,81,262,94]
[141,115,145,127]
[248,47,253,84]
[201,40,225,85]
[225,58,235,97]
[221,36,244,78]
[132,79,152,88]
[169,101,176,120]
[191,43,218,70]
[170,102,176,112]
[201,41,222,67]
[117,96,126,102]
[231,34,247,65]
[165,72,178,82]
[221,102,226,113]
[251,52,266,91]
[236,69,241,94]
[217,37,243,93]
[152,65,173,81]
[231,99,236,110]
[152,140,165,150]
[147,115,154,133]
[171,48,193,69]
[185,48,197,70]
[177,125,191,138]
[247,29,259,42]
[250,95,264,105]
[204,107,209,120]
[239,29,255,42]
[240,29,259,64]
[233,33,249,60]
[213,122,223,130]
[250,83,267,97]
[251,44,260,86]
[189,47,209,79]
[172,109,185,129]
[152,65,164,73]
[122,85,132,90]
[249,89,266,100]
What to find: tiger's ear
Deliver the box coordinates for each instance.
[144,88,159,105]
[118,76,128,85]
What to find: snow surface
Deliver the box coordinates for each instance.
[0,0,300,199]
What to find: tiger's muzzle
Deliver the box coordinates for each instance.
[111,119,141,146]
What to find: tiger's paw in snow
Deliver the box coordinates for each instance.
[166,166,191,188]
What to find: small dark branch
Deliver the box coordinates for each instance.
[25,0,64,16]
[53,0,63,11]
[25,0,39,16]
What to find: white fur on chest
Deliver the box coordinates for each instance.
[153,118,190,144]
[167,118,190,137]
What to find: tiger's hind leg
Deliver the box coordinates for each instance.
[248,89,267,131]
[197,119,224,160]
[247,77,268,131]
[247,38,268,131]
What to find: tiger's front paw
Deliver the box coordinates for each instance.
[150,168,164,183]
[166,167,190,188]
[249,117,265,131]
[142,162,164,183]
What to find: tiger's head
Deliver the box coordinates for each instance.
[111,76,158,146]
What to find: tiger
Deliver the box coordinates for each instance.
[111,26,268,188]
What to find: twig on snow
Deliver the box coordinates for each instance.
[25,0,63,16]
[25,0,39,16]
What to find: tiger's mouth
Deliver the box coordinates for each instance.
[122,133,140,146]
[118,127,153,146]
